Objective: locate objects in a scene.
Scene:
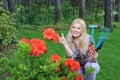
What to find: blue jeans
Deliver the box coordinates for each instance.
[78,62,100,80]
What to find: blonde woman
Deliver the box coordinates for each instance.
[59,18,100,80]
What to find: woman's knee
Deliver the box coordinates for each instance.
[85,62,100,74]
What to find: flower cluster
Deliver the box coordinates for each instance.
[20,38,30,44]
[43,28,59,42]
[51,54,82,80]
[64,58,80,72]
[51,54,61,63]
[20,38,47,57]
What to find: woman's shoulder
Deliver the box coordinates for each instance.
[86,34,92,44]
[86,34,91,39]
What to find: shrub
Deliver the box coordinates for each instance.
[6,38,81,80]
[0,2,17,50]
[4,28,82,80]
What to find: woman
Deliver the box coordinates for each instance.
[59,18,100,80]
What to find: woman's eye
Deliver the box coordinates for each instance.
[72,26,81,29]
[72,26,75,28]
[77,27,81,29]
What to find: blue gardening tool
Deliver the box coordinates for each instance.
[89,25,97,43]
[89,25,110,52]
[95,27,110,51]
[89,25,97,54]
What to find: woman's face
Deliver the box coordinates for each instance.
[71,23,82,38]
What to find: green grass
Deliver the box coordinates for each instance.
[97,28,120,80]
[18,28,120,80]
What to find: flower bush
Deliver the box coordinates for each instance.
[5,28,82,80]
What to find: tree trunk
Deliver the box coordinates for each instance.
[104,0,113,31]
[115,0,120,21]
[79,0,85,19]
[48,0,52,6]
[71,0,74,16]
[16,0,22,5]
[7,0,16,12]
[55,0,61,23]
[28,0,32,14]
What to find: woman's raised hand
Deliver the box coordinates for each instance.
[59,33,67,46]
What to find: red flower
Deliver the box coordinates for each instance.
[52,33,59,43]
[70,61,81,72]
[20,38,30,44]
[43,28,55,40]
[64,59,80,72]
[31,38,45,45]
[75,74,82,80]
[51,54,61,63]
[30,38,48,57]
[43,28,59,43]
[64,59,74,67]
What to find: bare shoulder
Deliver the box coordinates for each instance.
[86,34,91,39]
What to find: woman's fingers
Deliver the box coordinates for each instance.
[90,50,98,60]
[62,33,65,39]
[58,33,65,44]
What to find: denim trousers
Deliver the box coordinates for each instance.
[78,62,100,80]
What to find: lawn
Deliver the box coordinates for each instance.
[17,28,120,80]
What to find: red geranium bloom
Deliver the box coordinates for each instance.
[64,58,80,72]
[64,58,74,67]
[20,38,30,44]
[30,38,48,57]
[52,33,59,43]
[31,38,46,45]
[31,44,47,57]
[51,54,61,63]
[69,61,80,72]
[43,28,59,43]
[43,28,55,40]
[76,74,82,80]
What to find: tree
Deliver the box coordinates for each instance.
[115,0,120,21]
[7,0,16,12]
[55,0,61,23]
[79,0,85,19]
[104,0,113,31]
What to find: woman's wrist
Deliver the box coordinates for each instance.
[89,57,96,62]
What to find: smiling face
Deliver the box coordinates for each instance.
[70,23,82,39]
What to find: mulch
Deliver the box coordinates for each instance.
[0,42,18,58]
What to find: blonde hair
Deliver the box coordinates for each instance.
[66,18,90,55]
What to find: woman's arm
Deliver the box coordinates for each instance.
[59,33,74,56]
